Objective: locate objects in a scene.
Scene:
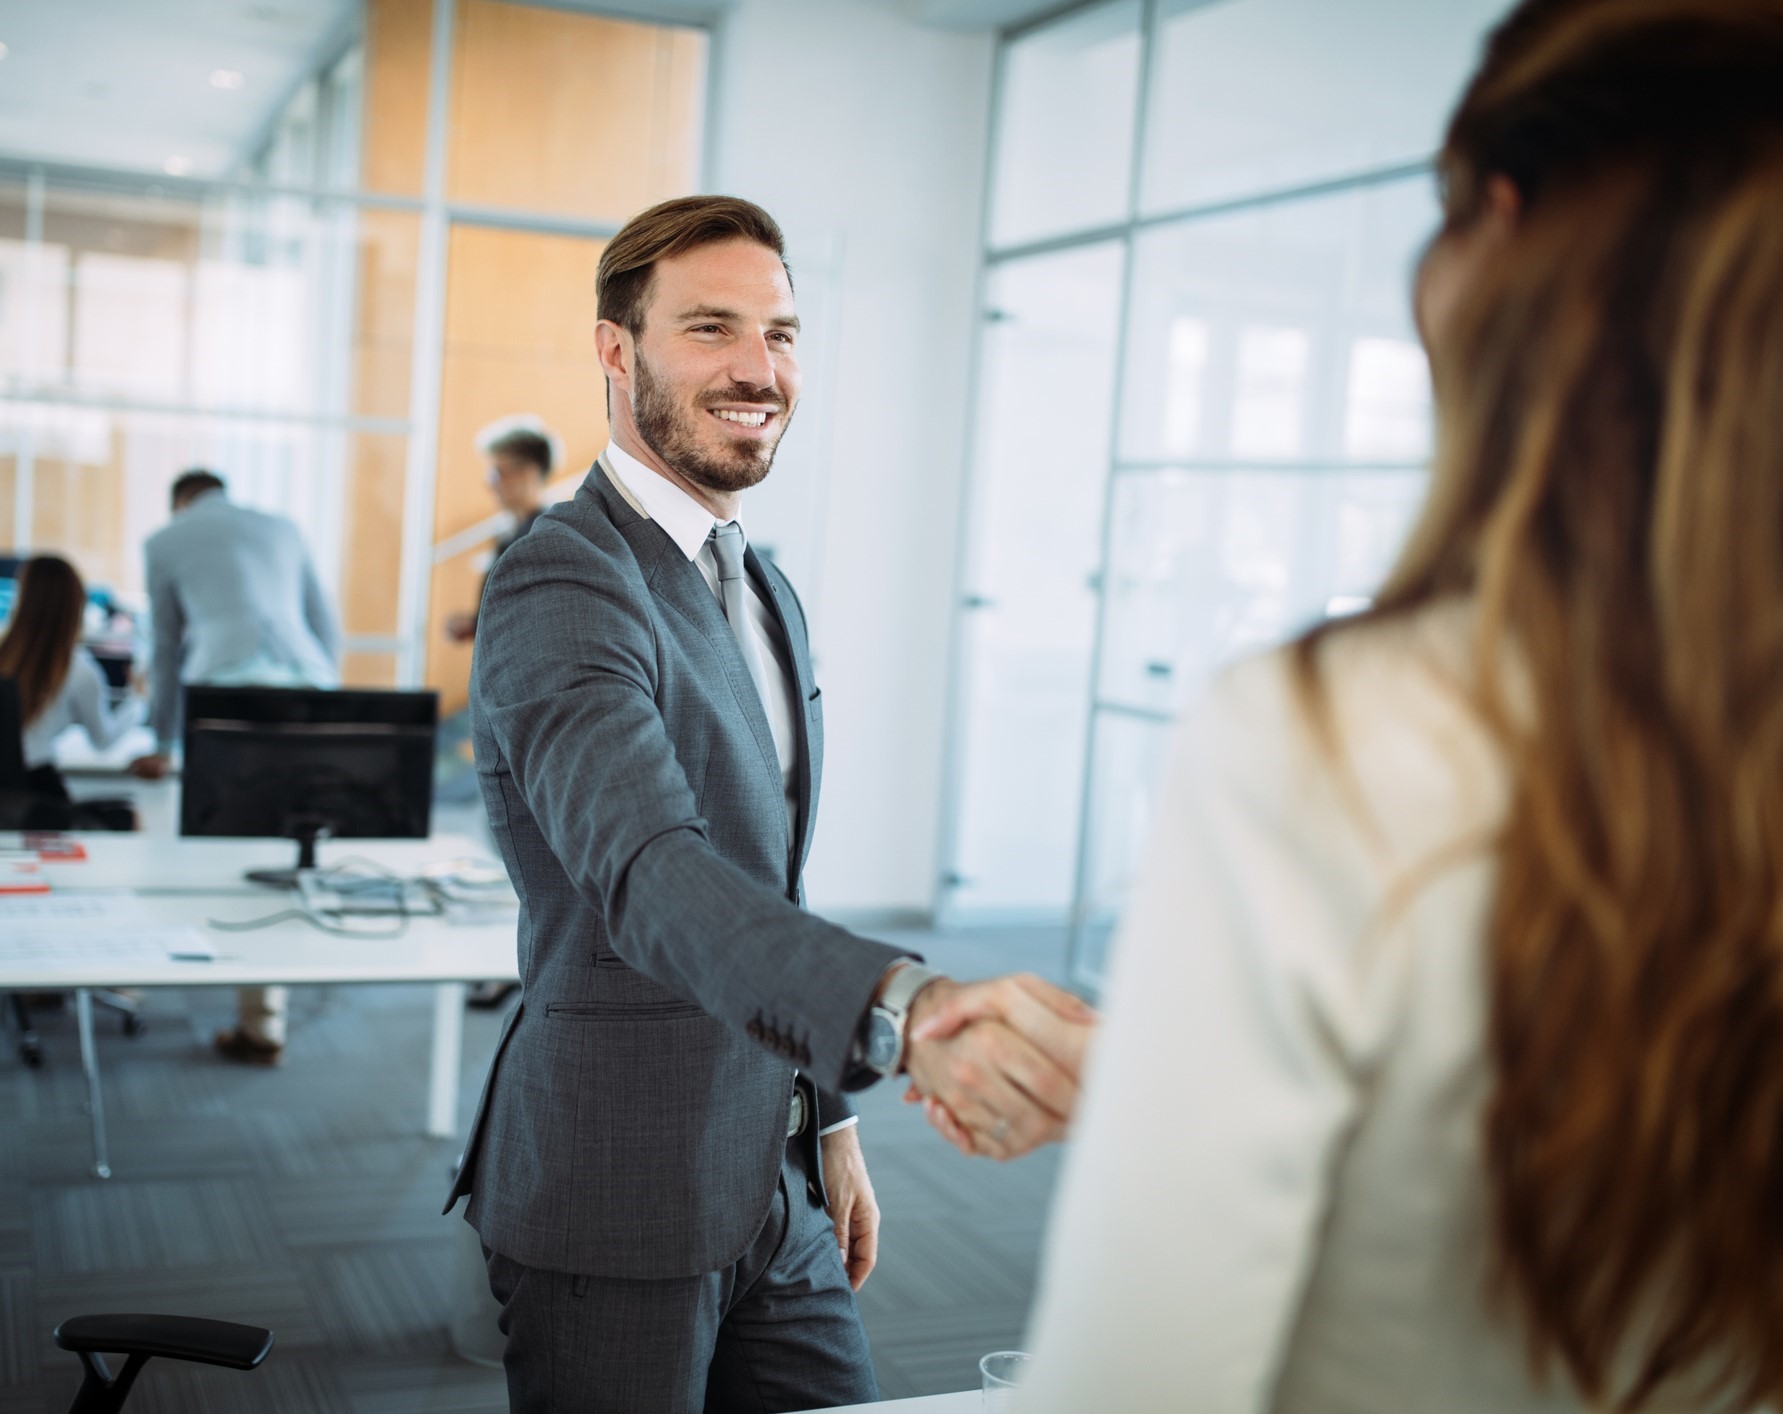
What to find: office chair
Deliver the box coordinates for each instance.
[0,678,146,1067]
[53,1314,272,1412]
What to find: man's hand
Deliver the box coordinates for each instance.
[126,753,174,780]
[899,974,1097,1161]
[820,1125,879,1292]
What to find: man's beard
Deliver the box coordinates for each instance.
[632,350,792,494]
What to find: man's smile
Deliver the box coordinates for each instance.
[706,404,782,436]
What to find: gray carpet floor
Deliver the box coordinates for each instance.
[0,925,1069,1412]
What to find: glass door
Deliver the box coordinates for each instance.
[941,241,1126,923]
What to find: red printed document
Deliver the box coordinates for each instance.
[0,858,51,894]
[0,832,88,862]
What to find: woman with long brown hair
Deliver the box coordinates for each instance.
[1018,1,1783,1408]
[0,555,141,801]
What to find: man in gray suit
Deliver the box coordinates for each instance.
[131,469,341,1063]
[448,195,1095,1413]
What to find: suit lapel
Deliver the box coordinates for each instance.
[593,461,786,845]
[747,548,818,888]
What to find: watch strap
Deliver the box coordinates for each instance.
[877,962,944,1023]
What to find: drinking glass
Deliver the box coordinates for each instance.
[980,1350,1033,1411]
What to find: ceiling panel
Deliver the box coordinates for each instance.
[0,0,358,178]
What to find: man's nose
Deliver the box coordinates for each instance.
[728,333,776,391]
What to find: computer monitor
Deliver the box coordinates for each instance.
[179,685,438,887]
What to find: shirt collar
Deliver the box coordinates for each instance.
[602,438,744,564]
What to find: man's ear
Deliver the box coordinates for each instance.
[594,319,632,393]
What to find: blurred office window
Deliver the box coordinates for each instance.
[988,1,1144,250]
[1141,0,1513,213]
[948,243,1125,919]
[0,0,708,705]
[1119,177,1439,465]
[946,0,1511,977]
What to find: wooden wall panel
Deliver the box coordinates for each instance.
[31,446,128,594]
[339,433,408,638]
[447,0,705,220]
[424,223,609,713]
[362,0,433,195]
[432,223,607,545]
[341,651,399,687]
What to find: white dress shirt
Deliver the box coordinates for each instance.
[601,443,855,1136]
[603,441,802,843]
[22,648,144,768]
[1023,602,1636,1413]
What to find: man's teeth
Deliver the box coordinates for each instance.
[714,409,769,427]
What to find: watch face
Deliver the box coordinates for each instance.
[865,1011,900,1072]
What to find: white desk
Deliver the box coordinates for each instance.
[1,832,519,1178]
[38,831,495,894]
[797,1395,976,1413]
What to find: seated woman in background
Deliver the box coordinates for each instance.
[1020,1,1783,1410]
[0,554,141,804]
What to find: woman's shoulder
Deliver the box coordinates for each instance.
[1194,600,1508,861]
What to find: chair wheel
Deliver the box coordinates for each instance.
[20,1040,43,1068]
[122,1015,147,1039]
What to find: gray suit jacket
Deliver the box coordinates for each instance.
[447,462,909,1279]
[143,491,340,748]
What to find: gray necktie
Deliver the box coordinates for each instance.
[708,522,771,708]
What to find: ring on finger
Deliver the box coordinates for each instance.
[991,1115,1010,1144]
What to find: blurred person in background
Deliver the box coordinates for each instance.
[130,468,342,1065]
[442,416,556,646]
[0,554,142,807]
[1019,1,1783,1410]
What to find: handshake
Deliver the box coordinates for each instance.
[895,971,1098,1161]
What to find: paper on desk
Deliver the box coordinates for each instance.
[0,928,213,966]
[0,894,142,922]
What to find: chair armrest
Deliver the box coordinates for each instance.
[54,1314,273,1370]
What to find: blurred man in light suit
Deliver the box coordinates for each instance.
[131,468,340,1064]
[447,195,1096,1413]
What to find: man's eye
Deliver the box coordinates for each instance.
[770,330,794,344]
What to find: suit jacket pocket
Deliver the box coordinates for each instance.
[545,1000,707,1020]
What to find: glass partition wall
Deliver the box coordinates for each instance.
[0,0,706,710]
[941,0,1515,986]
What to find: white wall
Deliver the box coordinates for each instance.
[705,0,994,916]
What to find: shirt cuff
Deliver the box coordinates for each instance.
[818,1115,860,1137]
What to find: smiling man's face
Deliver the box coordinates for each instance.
[623,237,801,495]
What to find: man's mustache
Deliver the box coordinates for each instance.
[697,385,789,414]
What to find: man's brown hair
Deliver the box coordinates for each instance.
[596,195,789,336]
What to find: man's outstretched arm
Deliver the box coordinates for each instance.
[478,521,1097,1134]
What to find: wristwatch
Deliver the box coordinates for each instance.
[856,962,945,1078]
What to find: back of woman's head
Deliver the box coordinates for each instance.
[0,555,87,727]
[1313,0,1783,1406]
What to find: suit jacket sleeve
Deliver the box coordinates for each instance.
[474,518,911,1095]
[146,543,185,752]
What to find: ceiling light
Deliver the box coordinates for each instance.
[163,156,194,177]
[209,68,243,90]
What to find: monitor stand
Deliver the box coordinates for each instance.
[246,824,328,889]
